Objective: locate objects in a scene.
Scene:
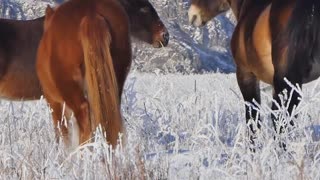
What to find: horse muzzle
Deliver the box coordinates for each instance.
[188,5,204,27]
[153,29,169,48]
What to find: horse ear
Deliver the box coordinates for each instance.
[45,5,54,19]
[219,2,230,12]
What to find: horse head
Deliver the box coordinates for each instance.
[188,0,230,27]
[120,0,169,48]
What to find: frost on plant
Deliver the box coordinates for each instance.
[0,0,320,179]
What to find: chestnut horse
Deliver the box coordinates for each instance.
[0,0,168,101]
[37,0,168,148]
[189,0,320,147]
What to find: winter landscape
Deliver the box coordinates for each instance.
[0,0,320,179]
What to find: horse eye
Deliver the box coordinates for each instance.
[140,7,150,13]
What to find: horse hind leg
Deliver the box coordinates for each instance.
[45,96,71,146]
[271,35,300,150]
[74,101,90,145]
[272,64,302,150]
[45,80,90,149]
[236,67,261,147]
[59,80,92,146]
[272,71,300,126]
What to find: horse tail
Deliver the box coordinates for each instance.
[80,14,122,147]
[287,0,320,68]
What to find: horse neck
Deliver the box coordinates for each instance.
[228,0,270,21]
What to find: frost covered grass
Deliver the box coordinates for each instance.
[2,0,319,179]
[0,71,320,179]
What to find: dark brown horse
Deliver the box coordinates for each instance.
[0,0,168,101]
[189,0,320,147]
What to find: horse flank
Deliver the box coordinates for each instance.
[188,0,320,149]
[286,0,320,83]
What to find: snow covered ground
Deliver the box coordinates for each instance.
[1,0,320,179]
[0,72,320,179]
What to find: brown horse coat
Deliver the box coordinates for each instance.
[37,0,131,147]
[189,0,320,148]
[0,17,43,100]
[0,0,168,101]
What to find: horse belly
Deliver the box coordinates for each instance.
[0,59,42,100]
[303,61,320,83]
[252,5,274,84]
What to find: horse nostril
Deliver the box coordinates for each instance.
[191,15,197,25]
[163,32,169,42]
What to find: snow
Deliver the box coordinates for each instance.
[0,0,320,179]
[0,71,319,179]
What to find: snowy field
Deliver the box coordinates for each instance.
[1,0,320,179]
[0,71,320,179]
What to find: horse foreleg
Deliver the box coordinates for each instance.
[236,67,261,145]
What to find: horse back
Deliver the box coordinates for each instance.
[0,17,44,53]
[40,0,130,66]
